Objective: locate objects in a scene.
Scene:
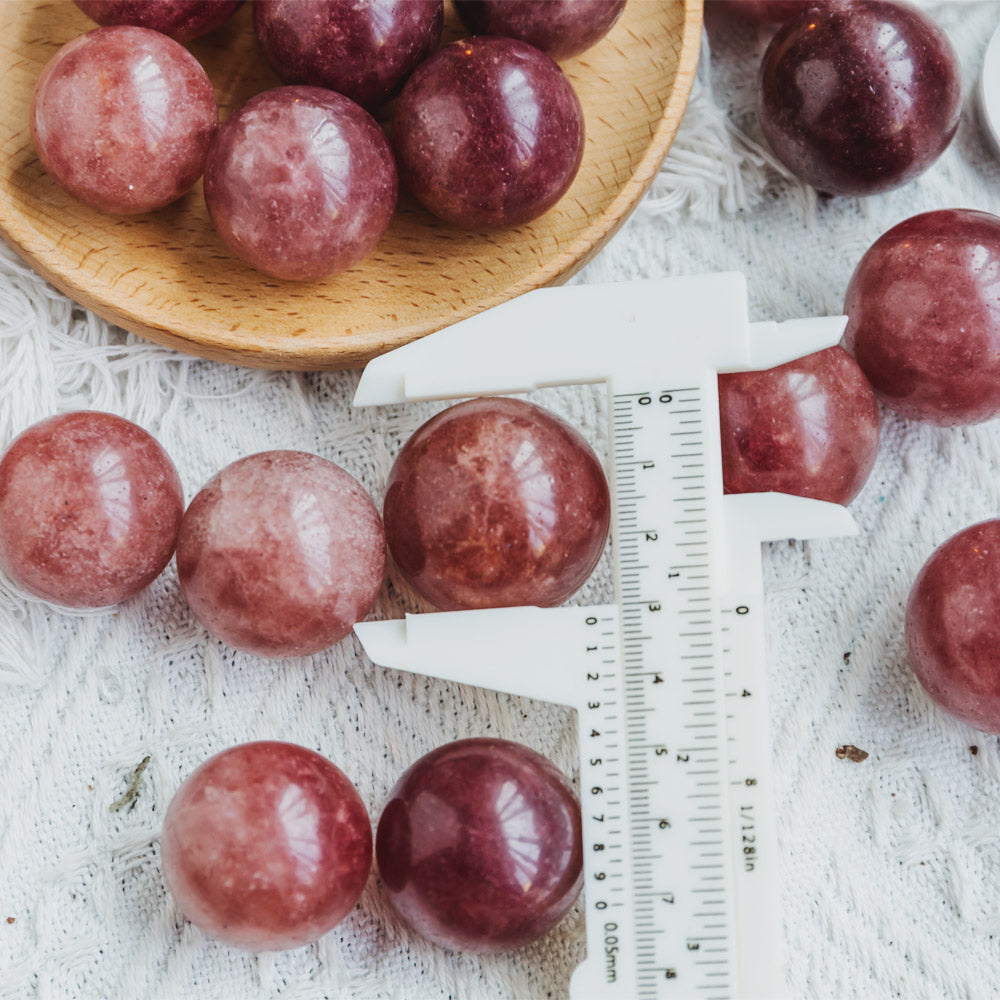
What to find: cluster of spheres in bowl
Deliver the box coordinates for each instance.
[30,0,630,282]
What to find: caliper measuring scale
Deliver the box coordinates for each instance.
[354,272,857,1000]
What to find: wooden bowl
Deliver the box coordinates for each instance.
[0,0,702,370]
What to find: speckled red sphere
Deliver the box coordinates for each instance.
[757,0,962,195]
[376,738,583,952]
[203,86,397,280]
[177,451,385,658]
[844,210,1000,426]
[162,741,372,951]
[452,0,625,60]
[31,26,218,214]
[383,397,610,611]
[392,37,585,229]
[718,346,880,504]
[74,0,244,41]
[713,0,814,26]
[905,520,1000,733]
[0,412,183,608]
[254,0,443,110]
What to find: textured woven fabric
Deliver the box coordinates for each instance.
[3,2,1000,998]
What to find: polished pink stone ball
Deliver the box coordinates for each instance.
[757,0,962,196]
[376,738,583,952]
[254,0,443,110]
[162,741,372,951]
[383,397,610,611]
[0,411,183,608]
[392,37,585,229]
[203,86,397,281]
[31,26,217,214]
[718,346,880,504]
[844,209,1000,426]
[176,450,385,658]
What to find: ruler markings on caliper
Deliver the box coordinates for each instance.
[614,372,749,1000]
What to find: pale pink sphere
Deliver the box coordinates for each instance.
[162,741,372,951]
[31,26,217,214]
[203,86,397,280]
[177,451,385,657]
[0,412,183,608]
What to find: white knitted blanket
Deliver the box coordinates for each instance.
[3,3,1000,998]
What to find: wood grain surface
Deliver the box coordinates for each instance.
[0,0,703,370]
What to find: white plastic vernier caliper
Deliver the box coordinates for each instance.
[353,272,856,1000]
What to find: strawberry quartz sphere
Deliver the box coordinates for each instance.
[392,37,585,229]
[757,0,961,195]
[0,412,183,608]
[844,210,1000,426]
[718,346,880,504]
[905,520,1000,733]
[451,0,625,61]
[31,26,217,214]
[376,738,583,952]
[203,87,397,281]
[254,0,443,110]
[176,451,385,658]
[74,0,244,41]
[383,397,610,611]
[162,741,372,951]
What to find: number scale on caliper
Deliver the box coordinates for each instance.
[352,273,857,1000]
[612,381,739,999]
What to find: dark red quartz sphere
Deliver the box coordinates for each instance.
[383,397,610,611]
[376,738,583,952]
[713,0,815,26]
[757,0,962,195]
[0,411,183,608]
[905,520,1000,733]
[31,26,217,215]
[162,741,372,951]
[203,87,397,281]
[843,210,1000,426]
[74,0,244,41]
[718,346,880,504]
[254,0,443,110]
[391,37,585,229]
[452,0,625,60]
[176,451,385,658]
